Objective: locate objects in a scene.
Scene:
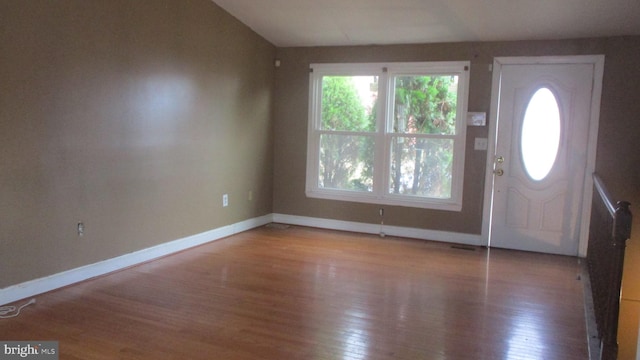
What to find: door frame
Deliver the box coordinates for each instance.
[481,55,605,257]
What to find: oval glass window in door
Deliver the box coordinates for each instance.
[521,87,561,181]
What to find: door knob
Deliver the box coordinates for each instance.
[496,156,505,164]
[494,169,504,176]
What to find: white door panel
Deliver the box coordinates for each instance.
[489,62,594,255]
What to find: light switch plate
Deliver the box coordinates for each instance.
[474,137,488,151]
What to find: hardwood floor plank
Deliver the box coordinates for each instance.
[0,226,589,359]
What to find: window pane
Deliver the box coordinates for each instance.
[389,137,453,198]
[321,76,378,132]
[521,87,561,181]
[319,134,374,192]
[393,75,458,135]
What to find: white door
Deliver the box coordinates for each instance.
[487,58,601,256]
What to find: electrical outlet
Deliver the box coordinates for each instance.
[77,222,84,237]
[222,194,229,207]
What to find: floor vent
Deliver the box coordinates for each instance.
[265,223,291,230]
[451,244,476,251]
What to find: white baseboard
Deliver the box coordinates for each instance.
[0,214,273,306]
[1,213,481,306]
[272,213,483,246]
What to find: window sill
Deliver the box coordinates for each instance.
[305,189,462,211]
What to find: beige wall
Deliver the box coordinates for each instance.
[273,43,492,234]
[273,37,640,357]
[0,0,276,288]
[273,39,606,233]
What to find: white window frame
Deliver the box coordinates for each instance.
[306,61,469,211]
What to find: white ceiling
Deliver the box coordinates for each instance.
[212,0,640,47]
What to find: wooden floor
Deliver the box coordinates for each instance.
[0,225,590,359]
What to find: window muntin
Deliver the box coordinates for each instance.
[307,62,469,210]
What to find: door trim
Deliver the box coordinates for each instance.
[481,55,605,257]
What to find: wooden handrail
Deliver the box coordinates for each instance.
[588,173,632,360]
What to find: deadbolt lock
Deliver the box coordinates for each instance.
[494,169,504,176]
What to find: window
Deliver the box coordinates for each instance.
[306,62,470,210]
[521,87,561,181]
